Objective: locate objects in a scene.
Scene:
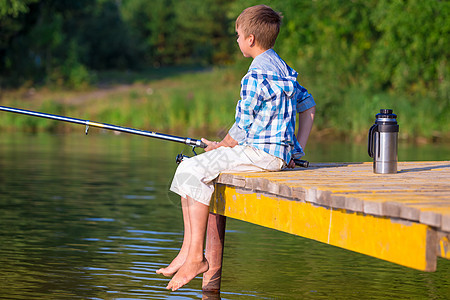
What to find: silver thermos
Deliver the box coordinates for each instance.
[368,109,399,174]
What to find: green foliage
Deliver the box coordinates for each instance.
[369,0,449,98]
[0,0,448,141]
[1,0,139,87]
[79,0,139,70]
[120,0,234,66]
[2,0,447,95]
[0,0,37,17]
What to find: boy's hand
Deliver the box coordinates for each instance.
[287,159,296,168]
[202,134,238,152]
[201,138,219,152]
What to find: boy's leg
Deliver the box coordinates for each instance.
[156,196,191,276]
[166,195,210,291]
[163,146,284,290]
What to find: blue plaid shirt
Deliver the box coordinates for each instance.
[229,49,315,164]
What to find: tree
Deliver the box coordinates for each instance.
[0,0,38,17]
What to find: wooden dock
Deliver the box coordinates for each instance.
[202,161,450,291]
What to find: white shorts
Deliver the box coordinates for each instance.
[170,145,284,206]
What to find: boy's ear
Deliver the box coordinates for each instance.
[247,34,255,47]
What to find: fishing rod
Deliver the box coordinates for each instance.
[0,105,309,167]
[0,105,206,149]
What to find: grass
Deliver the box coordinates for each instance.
[0,66,448,143]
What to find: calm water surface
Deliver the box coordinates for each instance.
[0,133,449,299]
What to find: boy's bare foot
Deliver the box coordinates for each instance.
[166,258,209,291]
[156,252,187,277]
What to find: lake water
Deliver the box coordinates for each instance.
[0,133,449,299]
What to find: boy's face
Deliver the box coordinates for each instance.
[236,26,253,58]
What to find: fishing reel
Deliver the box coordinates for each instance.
[176,153,189,164]
[175,146,199,164]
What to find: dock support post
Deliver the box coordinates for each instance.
[202,212,226,293]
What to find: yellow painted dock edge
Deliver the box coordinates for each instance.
[211,184,439,272]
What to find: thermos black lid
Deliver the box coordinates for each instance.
[376,109,396,119]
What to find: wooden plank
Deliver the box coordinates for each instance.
[443,212,450,232]
[211,184,438,271]
[215,161,450,232]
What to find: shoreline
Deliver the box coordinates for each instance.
[1,68,448,144]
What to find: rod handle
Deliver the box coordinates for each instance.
[293,159,309,168]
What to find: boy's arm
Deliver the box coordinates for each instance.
[294,83,316,150]
[297,106,316,149]
[287,106,315,168]
[201,73,258,152]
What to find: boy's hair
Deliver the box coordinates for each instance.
[236,5,283,50]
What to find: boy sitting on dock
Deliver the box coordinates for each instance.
[157,4,316,291]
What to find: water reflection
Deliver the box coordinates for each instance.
[0,133,449,299]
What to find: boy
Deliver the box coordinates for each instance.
[157,5,316,291]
